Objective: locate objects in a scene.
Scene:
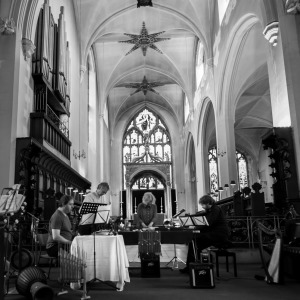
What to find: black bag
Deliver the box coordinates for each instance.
[189,263,215,288]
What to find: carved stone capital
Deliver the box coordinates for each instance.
[0,17,15,35]
[206,57,214,68]
[22,38,36,60]
[80,65,87,82]
[263,21,279,47]
[284,0,300,14]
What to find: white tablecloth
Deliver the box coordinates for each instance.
[71,234,130,291]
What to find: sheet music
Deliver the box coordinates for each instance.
[79,212,95,226]
[79,203,111,225]
[179,216,194,227]
[0,188,25,215]
[191,215,209,226]
[95,204,111,224]
[0,195,10,214]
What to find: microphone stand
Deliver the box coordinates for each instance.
[27,212,39,266]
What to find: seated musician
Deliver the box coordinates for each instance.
[46,195,74,257]
[137,192,158,228]
[180,194,229,273]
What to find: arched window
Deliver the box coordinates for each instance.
[236,151,248,190]
[208,147,219,194]
[184,96,190,123]
[132,175,164,190]
[123,108,172,188]
[208,147,249,196]
[196,41,205,89]
[218,0,230,25]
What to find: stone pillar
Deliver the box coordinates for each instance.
[0,19,20,189]
[215,114,238,195]
[126,183,132,219]
[267,0,300,194]
[166,183,171,218]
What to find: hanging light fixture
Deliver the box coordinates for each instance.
[216,148,227,157]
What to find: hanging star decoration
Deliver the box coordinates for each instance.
[137,0,153,8]
[119,22,170,56]
[118,76,165,96]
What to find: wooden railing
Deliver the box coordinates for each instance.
[30,112,71,159]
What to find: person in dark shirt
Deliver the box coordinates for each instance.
[136,192,158,228]
[46,195,74,257]
[180,194,229,273]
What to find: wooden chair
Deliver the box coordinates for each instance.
[36,233,57,279]
[210,241,237,277]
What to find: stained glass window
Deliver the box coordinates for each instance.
[236,151,248,190]
[123,108,172,189]
[208,148,249,198]
[132,175,164,190]
[208,148,219,195]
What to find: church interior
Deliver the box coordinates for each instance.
[1,0,300,299]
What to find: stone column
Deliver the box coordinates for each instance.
[265,0,300,193]
[126,182,132,219]
[215,114,238,195]
[166,182,171,218]
[0,18,19,188]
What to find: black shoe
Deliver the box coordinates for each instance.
[179,267,189,274]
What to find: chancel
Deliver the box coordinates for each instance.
[1,0,300,299]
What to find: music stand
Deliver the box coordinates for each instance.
[0,185,26,297]
[78,202,117,290]
[165,210,187,269]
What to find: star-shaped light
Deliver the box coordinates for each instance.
[118,76,165,96]
[137,0,153,8]
[119,22,170,56]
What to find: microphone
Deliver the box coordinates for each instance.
[172,209,185,219]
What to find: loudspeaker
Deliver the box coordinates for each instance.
[140,254,160,278]
[189,263,215,288]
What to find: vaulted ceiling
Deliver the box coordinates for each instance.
[72,0,272,150]
[73,0,215,126]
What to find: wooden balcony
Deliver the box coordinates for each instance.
[30,111,71,160]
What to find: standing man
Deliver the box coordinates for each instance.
[78,182,110,235]
[83,182,110,204]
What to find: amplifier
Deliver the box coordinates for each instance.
[140,254,160,278]
[189,263,215,288]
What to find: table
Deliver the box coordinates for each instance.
[71,235,130,291]
[120,229,197,267]
[120,229,194,245]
